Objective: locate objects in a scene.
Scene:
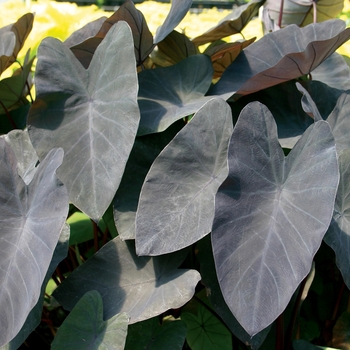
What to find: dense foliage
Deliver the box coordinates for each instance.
[1,0,350,349]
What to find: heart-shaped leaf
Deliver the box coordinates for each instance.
[152,30,198,67]
[212,102,339,336]
[209,20,350,100]
[125,317,187,350]
[263,0,344,28]
[113,121,184,240]
[0,141,68,347]
[136,98,233,256]
[53,239,200,323]
[182,302,232,350]
[324,150,350,289]
[27,22,140,222]
[192,0,263,46]
[52,291,129,350]
[137,54,213,136]
[154,0,193,44]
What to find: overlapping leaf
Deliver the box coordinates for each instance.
[152,30,198,67]
[27,22,140,222]
[263,0,344,28]
[70,1,153,68]
[0,141,68,347]
[113,121,184,240]
[192,0,263,46]
[125,317,187,350]
[137,54,213,135]
[212,102,339,336]
[136,98,233,256]
[0,32,15,75]
[209,19,350,100]
[52,291,129,350]
[53,239,200,323]
[153,0,193,44]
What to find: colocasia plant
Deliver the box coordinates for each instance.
[1,0,350,349]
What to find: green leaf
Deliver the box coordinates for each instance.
[125,317,187,350]
[53,239,200,324]
[293,339,340,350]
[212,102,339,336]
[136,98,233,255]
[52,290,128,350]
[182,302,232,350]
[67,212,94,245]
[137,54,213,136]
[27,21,140,222]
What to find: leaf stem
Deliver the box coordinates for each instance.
[275,312,285,350]
[0,100,17,129]
[313,1,317,23]
[278,0,285,28]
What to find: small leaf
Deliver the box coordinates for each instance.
[125,317,187,350]
[0,32,15,75]
[52,291,128,350]
[53,239,200,324]
[204,39,256,79]
[28,22,140,222]
[154,0,193,44]
[136,98,233,255]
[212,102,339,336]
[67,212,94,245]
[182,302,232,350]
[0,142,68,347]
[209,20,350,99]
[138,54,213,135]
[296,82,322,121]
[2,129,38,184]
[192,0,263,46]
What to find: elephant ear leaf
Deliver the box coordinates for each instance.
[0,140,68,347]
[212,102,339,336]
[27,22,140,222]
[136,98,233,256]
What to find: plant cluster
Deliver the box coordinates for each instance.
[1,0,350,349]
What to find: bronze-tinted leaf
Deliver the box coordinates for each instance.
[70,37,102,70]
[152,30,198,67]
[209,20,350,99]
[204,38,256,79]
[96,0,154,65]
[0,32,15,75]
[192,0,263,46]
